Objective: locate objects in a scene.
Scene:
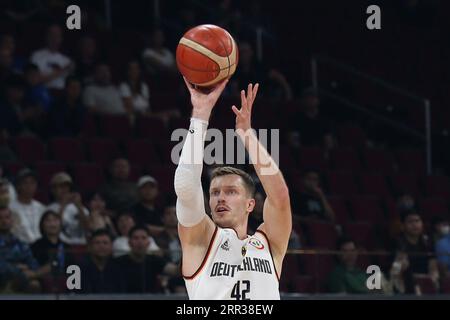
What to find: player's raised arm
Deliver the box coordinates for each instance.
[232,84,292,268]
[174,79,227,275]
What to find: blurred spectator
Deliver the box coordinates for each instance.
[431,216,449,246]
[142,29,176,75]
[23,63,52,112]
[327,237,370,294]
[0,74,27,137]
[294,169,335,222]
[30,24,73,90]
[30,210,75,280]
[120,60,150,115]
[397,192,417,213]
[112,211,159,258]
[132,175,163,237]
[48,76,86,137]
[288,89,335,149]
[230,41,293,101]
[115,226,178,293]
[434,217,450,277]
[0,171,16,206]
[47,172,89,245]
[86,192,116,237]
[0,33,25,73]
[74,35,99,86]
[9,168,45,244]
[154,204,181,264]
[388,250,411,294]
[390,209,439,293]
[80,229,120,293]
[0,207,41,293]
[82,63,126,115]
[100,158,138,214]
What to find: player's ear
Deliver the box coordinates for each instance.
[247,198,256,213]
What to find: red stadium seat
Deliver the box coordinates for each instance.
[363,149,396,174]
[327,196,350,224]
[49,138,85,163]
[343,222,375,249]
[336,125,367,148]
[126,139,160,166]
[146,165,176,194]
[390,174,420,197]
[100,115,133,141]
[297,147,328,171]
[424,175,450,198]
[87,138,120,166]
[349,195,385,224]
[414,275,438,294]
[281,254,301,281]
[1,162,25,177]
[327,172,359,196]
[35,161,67,190]
[441,277,450,294]
[395,149,426,174]
[419,197,449,219]
[359,173,391,198]
[136,116,168,140]
[73,163,105,193]
[13,136,46,163]
[330,148,362,172]
[301,254,335,291]
[302,220,338,249]
[80,113,98,138]
[293,275,316,294]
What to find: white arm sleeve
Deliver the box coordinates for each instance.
[174,117,208,227]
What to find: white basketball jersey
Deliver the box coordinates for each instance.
[184,226,280,300]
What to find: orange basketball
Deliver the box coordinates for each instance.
[176,24,238,87]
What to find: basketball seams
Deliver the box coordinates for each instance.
[204,25,232,78]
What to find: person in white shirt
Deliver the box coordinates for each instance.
[119,60,150,115]
[9,169,45,244]
[82,63,126,115]
[30,24,73,90]
[47,172,89,245]
[142,29,176,75]
[112,211,160,258]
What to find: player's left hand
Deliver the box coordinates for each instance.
[231,83,259,132]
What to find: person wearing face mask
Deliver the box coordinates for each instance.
[434,217,450,277]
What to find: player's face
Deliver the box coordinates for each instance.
[129,230,150,255]
[209,175,255,229]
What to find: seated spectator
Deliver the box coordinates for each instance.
[30,24,73,90]
[48,76,86,137]
[0,173,16,207]
[389,192,418,239]
[154,204,181,264]
[390,209,439,293]
[142,29,176,75]
[9,168,45,244]
[230,41,293,101]
[435,217,450,277]
[0,207,42,293]
[327,237,370,294]
[80,229,120,293]
[0,74,27,137]
[30,210,75,284]
[112,211,159,258]
[132,175,164,236]
[23,63,52,113]
[294,169,335,222]
[288,89,335,149]
[120,60,150,115]
[74,35,100,86]
[100,158,138,214]
[115,226,178,293]
[431,216,450,246]
[0,33,25,73]
[0,45,14,82]
[86,192,117,237]
[47,172,89,245]
[82,63,126,115]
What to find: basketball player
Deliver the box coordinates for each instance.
[174,78,292,300]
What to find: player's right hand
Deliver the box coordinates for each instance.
[183,77,228,121]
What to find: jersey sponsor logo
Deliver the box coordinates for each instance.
[248,238,264,250]
[210,257,272,278]
[221,240,230,251]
